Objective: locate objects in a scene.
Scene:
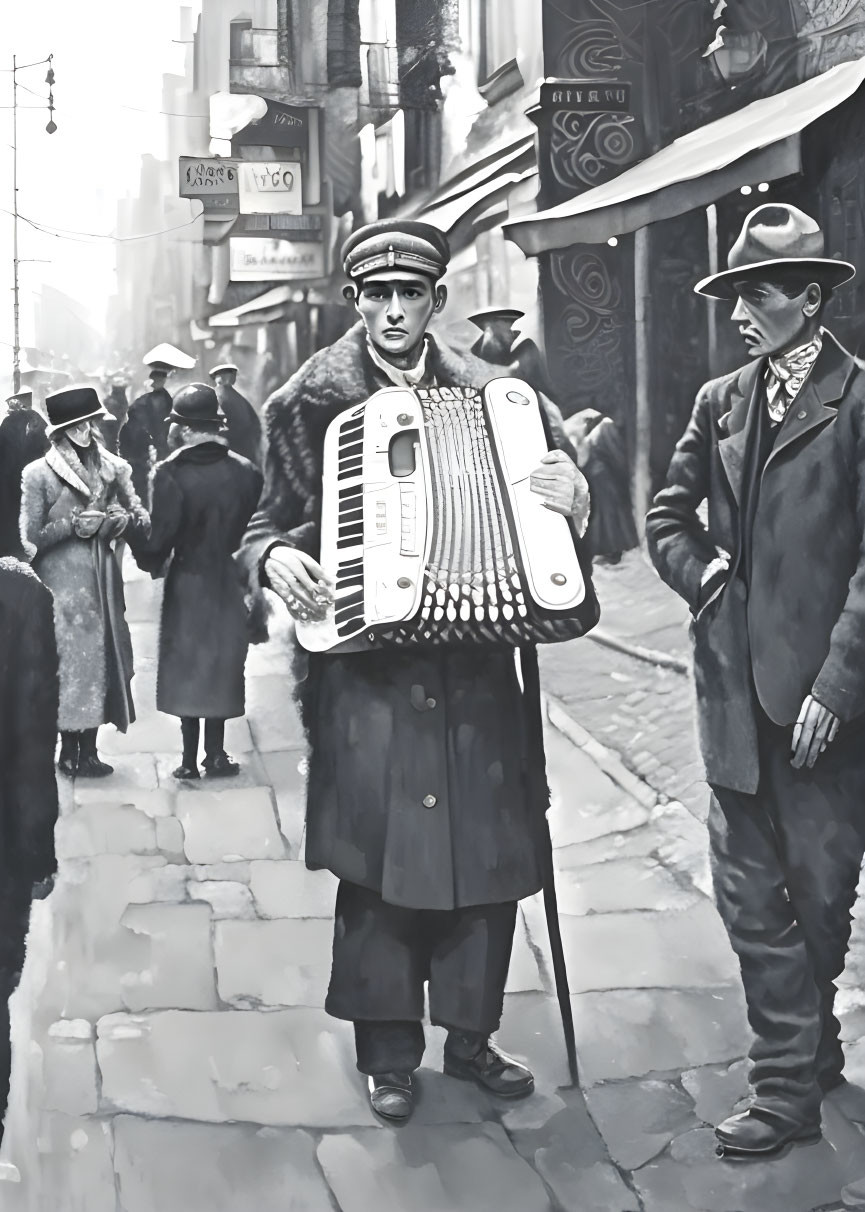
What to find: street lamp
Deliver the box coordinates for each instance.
[10,52,57,393]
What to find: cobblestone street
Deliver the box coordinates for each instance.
[2,553,865,1211]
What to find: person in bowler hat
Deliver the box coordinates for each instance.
[20,386,150,778]
[0,390,48,558]
[647,204,865,1159]
[240,219,591,1123]
[133,383,262,780]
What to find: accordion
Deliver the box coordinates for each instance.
[296,377,598,653]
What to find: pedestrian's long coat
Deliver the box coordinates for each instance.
[0,409,48,557]
[20,439,149,732]
[646,331,865,794]
[119,385,173,503]
[240,322,598,910]
[215,383,263,466]
[135,440,263,719]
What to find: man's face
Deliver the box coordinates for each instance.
[214,372,235,390]
[150,371,168,390]
[354,273,443,357]
[730,278,816,358]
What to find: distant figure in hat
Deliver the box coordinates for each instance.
[119,344,195,504]
[647,204,865,1160]
[133,384,262,780]
[0,390,48,558]
[97,377,130,455]
[20,386,150,778]
[468,308,557,401]
[239,219,591,1124]
[208,364,262,467]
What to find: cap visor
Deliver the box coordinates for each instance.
[695,257,856,299]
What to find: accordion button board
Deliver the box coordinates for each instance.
[295,387,431,652]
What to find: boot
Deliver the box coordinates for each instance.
[174,718,201,781]
[715,1104,822,1160]
[57,732,79,778]
[443,1031,534,1098]
[76,728,114,778]
[202,719,239,778]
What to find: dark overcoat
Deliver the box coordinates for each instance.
[0,410,49,557]
[136,441,263,719]
[216,383,263,466]
[0,558,59,885]
[119,386,173,503]
[240,322,597,910]
[646,331,865,794]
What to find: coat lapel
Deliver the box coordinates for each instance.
[718,361,763,507]
[764,332,854,469]
[45,443,91,498]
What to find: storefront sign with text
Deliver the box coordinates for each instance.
[229,237,325,281]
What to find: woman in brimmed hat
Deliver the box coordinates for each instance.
[20,386,150,778]
[133,383,262,780]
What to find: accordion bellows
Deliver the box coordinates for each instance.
[296,378,594,652]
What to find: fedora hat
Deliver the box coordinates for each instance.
[468,308,525,329]
[695,204,855,299]
[45,385,107,436]
[168,383,224,429]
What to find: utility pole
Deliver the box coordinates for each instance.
[10,53,56,394]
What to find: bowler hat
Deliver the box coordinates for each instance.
[5,389,33,407]
[695,204,856,299]
[342,220,450,282]
[45,385,107,436]
[168,383,224,428]
[208,364,239,377]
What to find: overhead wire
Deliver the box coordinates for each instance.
[0,208,203,243]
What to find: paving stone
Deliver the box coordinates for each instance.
[680,1059,751,1126]
[113,1118,333,1212]
[571,987,749,1086]
[554,823,669,871]
[190,862,252,884]
[584,1077,700,1170]
[249,860,337,919]
[177,786,285,863]
[99,711,182,756]
[317,1123,553,1212]
[246,675,306,752]
[41,1021,99,1117]
[650,799,712,897]
[56,802,158,860]
[257,750,308,857]
[508,1093,640,1212]
[552,856,700,916]
[34,1113,117,1212]
[495,993,573,1092]
[546,727,651,846]
[223,716,256,754]
[96,1008,378,1126]
[215,918,332,1007]
[633,1116,865,1212]
[72,753,158,802]
[189,880,256,920]
[118,903,218,1012]
[506,912,545,994]
[126,863,188,904]
[559,903,739,994]
[155,752,268,791]
[155,815,186,857]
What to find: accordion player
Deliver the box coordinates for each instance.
[295,375,598,653]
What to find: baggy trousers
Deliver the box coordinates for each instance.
[325,880,517,1075]
[709,709,865,1120]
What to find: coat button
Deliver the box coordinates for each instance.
[426,697,437,709]
[797,410,807,420]
[423,794,437,809]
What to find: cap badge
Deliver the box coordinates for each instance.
[387,244,396,268]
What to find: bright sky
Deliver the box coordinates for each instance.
[1,0,198,381]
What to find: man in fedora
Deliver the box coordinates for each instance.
[133,384,262,780]
[647,204,865,1159]
[0,389,48,558]
[208,364,262,467]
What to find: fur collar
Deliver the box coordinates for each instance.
[265,322,504,425]
[45,438,126,498]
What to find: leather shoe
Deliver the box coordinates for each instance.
[75,753,114,779]
[173,764,201,781]
[368,1072,413,1122]
[443,1036,534,1098]
[715,1105,821,1160]
[202,752,240,778]
[57,754,78,778]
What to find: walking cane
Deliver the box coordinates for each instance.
[520,646,580,1086]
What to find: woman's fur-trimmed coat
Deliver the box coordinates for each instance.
[21,439,149,732]
[240,323,594,911]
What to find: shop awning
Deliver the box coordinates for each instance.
[208,285,297,327]
[505,57,865,255]
[405,134,536,234]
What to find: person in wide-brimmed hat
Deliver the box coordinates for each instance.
[133,383,262,780]
[647,203,865,1160]
[20,386,150,778]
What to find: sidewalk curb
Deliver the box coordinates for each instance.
[544,693,660,812]
[587,626,691,675]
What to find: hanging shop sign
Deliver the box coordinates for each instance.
[238,162,303,215]
[179,157,239,217]
[235,99,310,152]
[229,237,325,281]
[233,213,324,240]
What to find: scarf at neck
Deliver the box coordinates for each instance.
[366,336,431,389]
[765,330,823,424]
